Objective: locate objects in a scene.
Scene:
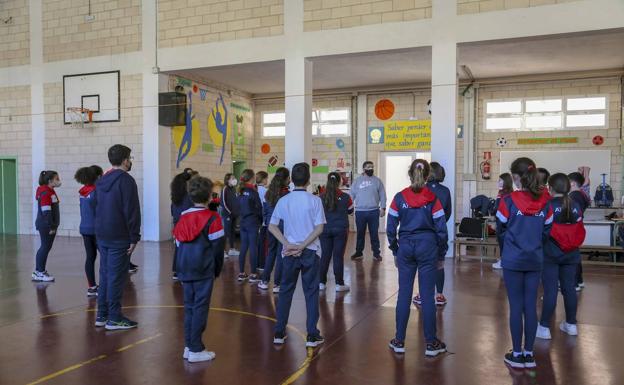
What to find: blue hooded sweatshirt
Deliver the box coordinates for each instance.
[171,193,193,225]
[426,181,452,222]
[95,169,141,244]
[79,185,96,235]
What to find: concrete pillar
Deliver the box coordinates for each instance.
[284,56,313,169]
[356,94,368,174]
[29,0,44,233]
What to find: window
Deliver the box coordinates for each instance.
[262,108,351,137]
[484,95,608,131]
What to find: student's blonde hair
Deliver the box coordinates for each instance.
[408,159,430,193]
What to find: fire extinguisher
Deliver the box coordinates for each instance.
[480,151,492,180]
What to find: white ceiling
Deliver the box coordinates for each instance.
[171,29,624,95]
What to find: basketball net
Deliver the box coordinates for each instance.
[67,107,93,129]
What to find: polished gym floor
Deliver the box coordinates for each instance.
[1,234,623,385]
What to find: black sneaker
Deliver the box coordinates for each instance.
[128,263,138,274]
[389,339,405,353]
[273,332,287,345]
[87,285,98,297]
[351,252,363,261]
[94,315,107,327]
[373,255,383,262]
[523,353,536,368]
[425,339,447,357]
[504,351,525,369]
[105,317,138,330]
[306,334,325,347]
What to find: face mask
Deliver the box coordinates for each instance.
[497,180,504,190]
[229,179,238,187]
[54,181,62,188]
[127,161,132,172]
[364,169,374,177]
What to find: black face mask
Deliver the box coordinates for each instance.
[365,169,374,177]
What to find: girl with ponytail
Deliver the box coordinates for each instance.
[386,159,448,356]
[236,169,263,282]
[33,170,62,282]
[537,173,585,341]
[319,172,354,292]
[258,167,291,292]
[496,157,553,369]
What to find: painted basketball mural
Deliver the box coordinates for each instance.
[375,99,395,121]
[207,94,231,166]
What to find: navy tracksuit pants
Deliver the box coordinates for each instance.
[35,230,56,272]
[355,209,380,256]
[239,224,259,274]
[183,278,214,353]
[275,249,320,336]
[319,227,348,285]
[97,240,131,322]
[395,238,438,343]
[261,232,283,285]
[503,269,540,353]
[540,262,578,327]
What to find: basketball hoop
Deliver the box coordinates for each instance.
[67,107,93,128]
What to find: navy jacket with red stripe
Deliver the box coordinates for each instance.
[173,207,225,281]
[36,185,60,231]
[320,189,354,231]
[238,184,263,228]
[496,190,553,271]
[78,185,96,235]
[544,197,584,264]
[386,187,448,258]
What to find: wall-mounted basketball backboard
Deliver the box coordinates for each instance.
[63,70,120,124]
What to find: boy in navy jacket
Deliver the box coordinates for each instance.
[387,159,447,357]
[173,176,225,363]
[496,157,552,369]
[94,145,141,331]
[236,169,263,282]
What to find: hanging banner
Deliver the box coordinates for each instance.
[384,120,431,151]
[517,137,578,145]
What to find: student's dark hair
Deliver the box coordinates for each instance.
[408,159,430,193]
[256,171,269,185]
[39,170,59,186]
[567,172,585,187]
[292,163,311,187]
[187,176,213,204]
[238,169,255,194]
[171,172,192,205]
[510,157,541,200]
[74,167,97,185]
[108,144,132,166]
[538,167,550,187]
[266,167,290,206]
[429,162,445,183]
[549,173,574,223]
[499,173,513,195]
[322,172,342,212]
[362,161,373,169]
[90,165,103,178]
[224,173,233,185]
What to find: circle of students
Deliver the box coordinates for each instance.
[32,144,584,368]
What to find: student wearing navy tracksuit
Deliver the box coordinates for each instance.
[94,145,141,331]
[256,171,269,270]
[75,165,103,296]
[237,169,263,282]
[171,170,195,280]
[496,157,553,369]
[537,173,585,341]
[387,159,448,356]
[413,162,451,306]
[173,176,225,363]
[568,171,591,291]
[32,171,62,282]
[220,173,240,257]
[259,167,290,293]
[493,173,514,270]
[319,172,354,293]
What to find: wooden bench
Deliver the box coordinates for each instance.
[454,237,499,262]
[580,245,623,265]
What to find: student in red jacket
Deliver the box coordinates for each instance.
[173,176,225,363]
[33,170,62,282]
[536,173,585,340]
[387,159,447,357]
[496,157,553,369]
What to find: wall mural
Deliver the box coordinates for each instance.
[173,91,200,168]
[207,94,230,166]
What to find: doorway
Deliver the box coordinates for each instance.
[379,152,430,232]
[0,158,18,234]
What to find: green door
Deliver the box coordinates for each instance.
[0,159,18,234]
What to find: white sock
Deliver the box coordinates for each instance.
[524,350,533,356]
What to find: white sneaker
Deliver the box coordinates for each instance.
[187,350,216,363]
[578,282,585,288]
[31,271,55,282]
[228,249,240,257]
[258,281,269,290]
[272,285,280,294]
[492,260,502,270]
[319,283,326,291]
[560,321,578,336]
[224,252,230,259]
[183,347,189,360]
[536,324,551,340]
[335,284,350,292]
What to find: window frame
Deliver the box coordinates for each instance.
[261,107,352,138]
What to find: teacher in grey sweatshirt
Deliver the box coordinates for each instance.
[350,161,387,261]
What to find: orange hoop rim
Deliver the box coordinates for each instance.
[67,107,94,123]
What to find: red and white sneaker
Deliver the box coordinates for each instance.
[435,294,447,306]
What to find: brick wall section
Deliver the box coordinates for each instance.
[43,74,143,237]
[304,0,432,32]
[475,78,622,201]
[0,0,29,67]
[0,86,32,234]
[458,0,580,14]
[158,0,284,48]
[42,0,141,63]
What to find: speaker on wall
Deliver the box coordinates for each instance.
[159,92,187,126]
